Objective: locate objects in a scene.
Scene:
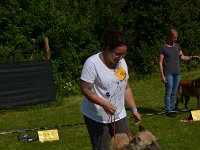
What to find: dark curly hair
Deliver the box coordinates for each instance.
[101,27,129,51]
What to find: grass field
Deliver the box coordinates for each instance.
[0,70,200,150]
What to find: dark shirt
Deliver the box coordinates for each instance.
[160,43,181,75]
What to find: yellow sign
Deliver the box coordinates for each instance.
[38,129,59,143]
[114,66,126,80]
[191,110,200,121]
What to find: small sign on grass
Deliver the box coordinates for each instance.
[191,110,200,121]
[38,129,59,143]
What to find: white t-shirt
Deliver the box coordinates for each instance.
[80,52,129,123]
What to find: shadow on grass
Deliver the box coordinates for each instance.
[126,107,166,118]
[137,107,192,118]
[138,107,166,117]
[126,106,164,113]
[139,107,164,114]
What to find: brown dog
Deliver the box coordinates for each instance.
[110,125,162,150]
[175,77,200,110]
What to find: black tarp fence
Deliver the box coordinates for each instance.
[0,60,56,109]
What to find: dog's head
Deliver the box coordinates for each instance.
[111,125,162,150]
[130,125,162,150]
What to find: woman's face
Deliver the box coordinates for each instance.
[107,45,127,66]
[170,33,178,43]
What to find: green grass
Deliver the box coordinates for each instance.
[0,70,200,150]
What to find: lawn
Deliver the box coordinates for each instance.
[0,70,200,150]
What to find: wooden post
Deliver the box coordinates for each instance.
[44,37,51,60]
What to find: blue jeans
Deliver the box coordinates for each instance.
[164,74,180,113]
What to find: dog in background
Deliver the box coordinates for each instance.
[175,77,200,110]
[110,125,162,150]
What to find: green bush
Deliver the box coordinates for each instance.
[0,0,200,96]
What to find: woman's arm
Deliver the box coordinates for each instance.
[125,81,141,125]
[179,51,200,60]
[159,54,166,83]
[179,51,191,60]
[80,80,116,115]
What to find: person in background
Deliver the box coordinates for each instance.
[80,27,141,149]
[159,28,200,117]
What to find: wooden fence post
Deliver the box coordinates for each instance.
[44,37,51,60]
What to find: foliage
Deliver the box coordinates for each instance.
[0,0,200,96]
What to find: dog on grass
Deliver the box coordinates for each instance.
[110,125,162,150]
[175,77,200,110]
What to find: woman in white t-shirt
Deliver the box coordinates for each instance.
[80,27,141,149]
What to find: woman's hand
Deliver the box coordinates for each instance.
[132,111,141,125]
[102,101,116,115]
[161,75,167,84]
